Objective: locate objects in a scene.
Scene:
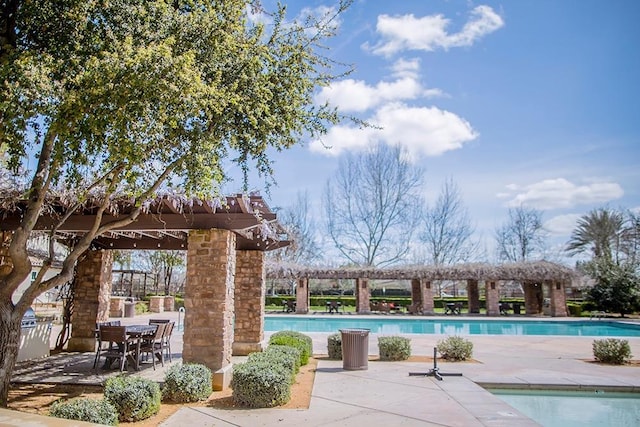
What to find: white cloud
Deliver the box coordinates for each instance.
[315,58,444,113]
[365,5,504,57]
[501,178,624,209]
[544,214,581,236]
[390,58,421,79]
[315,77,426,113]
[310,102,477,159]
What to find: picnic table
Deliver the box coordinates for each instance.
[445,303,462,315]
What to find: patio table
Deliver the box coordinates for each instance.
[126,325,158,370]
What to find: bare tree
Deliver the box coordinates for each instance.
[270,191,320,265]
[495,206,547,262]
[324,144,423,267]
[419,178,479,265]
[141,251,185,295]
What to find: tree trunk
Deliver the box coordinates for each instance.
[0,302,23,407]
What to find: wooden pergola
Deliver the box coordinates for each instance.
[1,193,290,390]
[1,193,290,251]
[267,261,577,317]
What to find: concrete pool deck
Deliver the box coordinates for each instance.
[9,312,640,426]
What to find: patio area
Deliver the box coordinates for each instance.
[9,312,640,426]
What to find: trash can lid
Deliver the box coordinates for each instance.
[340,328,370,334]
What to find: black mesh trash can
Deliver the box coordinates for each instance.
[340,328,370,370]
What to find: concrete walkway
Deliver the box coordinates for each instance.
[160,332,640,427]
[10,312,640,426]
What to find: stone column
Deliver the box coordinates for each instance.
[485,280,500,316]
[184,229,236,391]
[421,280,434,315]
[149,296,164,313]
[233,250,266,356]
[548,280,568,317]
[295,278,309,314]
[68,250,113,351]
[109,297,125,317]
[163,295,175,311]
[355,278,370,313]
[467,279,480,314]
[523,282,543,315]
[410,279,422,308]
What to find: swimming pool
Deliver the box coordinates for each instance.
[265,316,640,337]
[490,389,640,427]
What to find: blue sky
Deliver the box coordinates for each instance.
[236,0,640,263]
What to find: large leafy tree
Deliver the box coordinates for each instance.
[324,144,423,267]
[584,258,639,317]
[567,208,639,315]
[0,0,352,405]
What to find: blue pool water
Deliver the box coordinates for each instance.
[491,389,640,427]
[264,316,640,336]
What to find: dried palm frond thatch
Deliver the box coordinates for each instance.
[266,260,576,283]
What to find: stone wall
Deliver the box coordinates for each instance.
[68,250,113,351]
[233,250,266,355]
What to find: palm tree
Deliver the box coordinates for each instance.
[566,208,624,261]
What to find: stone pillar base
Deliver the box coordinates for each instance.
[109,297,125,317]
[212,364,234,391]
[149,296,165,313]
[67,337,96,352]
[232,340,266,356]
[163,296,175,312]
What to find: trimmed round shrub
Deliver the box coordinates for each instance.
[247,351,296,384]
[269,331,313,365]
[378,336,411,361]
[50,398,118,426]
[231,360,291,407]
[593,338,632,365]
[327,333,342,360]
[163,363,213,403]
[104,375,161,422]
[265,344,301,374]
[437,336,473,361]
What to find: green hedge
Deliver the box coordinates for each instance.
[104,376,161,422]
[378,336,411,361]
[163,363,212,403]
[232,359,291,408]
[232,331,314,408]
[50,398,118,426]
[268,331,312,365]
